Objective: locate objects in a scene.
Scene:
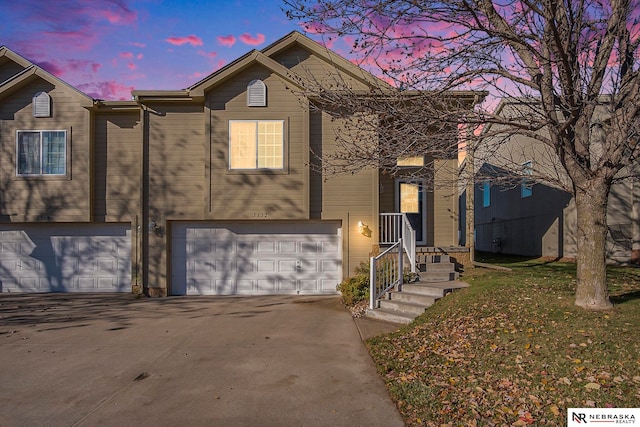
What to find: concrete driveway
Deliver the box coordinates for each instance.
[0,294,404,427]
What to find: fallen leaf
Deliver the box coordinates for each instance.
[550,405,560,416]
[585,382,601,390]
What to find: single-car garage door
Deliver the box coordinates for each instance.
[0,223,131,293]
[171,221,342,295]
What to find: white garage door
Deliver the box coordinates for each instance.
[171,221,342,295]
[0,223,131,293]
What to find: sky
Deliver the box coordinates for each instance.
[1,0,348,100]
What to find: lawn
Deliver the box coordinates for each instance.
[366,256,640,426]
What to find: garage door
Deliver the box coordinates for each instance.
[171,221,342,295]
[0,223,131,293]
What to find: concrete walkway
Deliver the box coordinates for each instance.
[0,294,404,427]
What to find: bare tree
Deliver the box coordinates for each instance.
[285,0,640,310]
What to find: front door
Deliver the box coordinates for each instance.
[396,179,427,245]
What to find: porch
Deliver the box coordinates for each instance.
[367,213,470,324]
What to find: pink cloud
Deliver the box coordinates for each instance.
[217,35,236,47]
[42,30,97,51]
[166,35,203,46]
[127,62,137,70]
[239,33,265,46]
[36,61,64,77]
[36,58,102,77]
[120,52,134,59]
[198,50,218,58]
[136,53,143,60]
[130,42,146,48]
[91,1,137,25]
[77,80,135,101]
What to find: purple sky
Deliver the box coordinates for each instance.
[1,0,350,100]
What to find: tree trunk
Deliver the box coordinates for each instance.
[574,179,613,310]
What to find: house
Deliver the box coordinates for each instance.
[460,97,639,263]
[0,32,477,296]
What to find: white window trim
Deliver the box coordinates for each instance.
[16,129,67,176]
[228,120,285,170]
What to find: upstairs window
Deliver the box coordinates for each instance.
[247,80,266,107]
[229,120,284,170]
[521,161,533,198]
[17,130,66,176]
[33,92,51,117]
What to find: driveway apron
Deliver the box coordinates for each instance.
[0,294,404,427]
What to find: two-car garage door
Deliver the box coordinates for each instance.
[0,224,131,293]
[171,221,342,295]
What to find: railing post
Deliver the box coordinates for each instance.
[398,238,403,288]
[369,256,376,310]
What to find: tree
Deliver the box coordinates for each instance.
[284,0,640,310]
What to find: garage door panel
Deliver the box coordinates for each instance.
[171,221,342,295]
[0,224,131,293]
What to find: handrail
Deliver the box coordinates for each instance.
[379,213,416,273]
[369,238,403,310]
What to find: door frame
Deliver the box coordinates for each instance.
[395,178,427,245]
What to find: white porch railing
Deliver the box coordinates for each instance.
[379,213,416,273]
[369,238,404,310]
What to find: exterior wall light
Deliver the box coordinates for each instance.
[358,221,372,237]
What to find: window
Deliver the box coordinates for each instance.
[521,161,533,198]
[32,92,51,117]
[247,80,266,107]
[229,120,284,170]
[397,156,424,167]
[17,130,66,176]
[482,180,491,207]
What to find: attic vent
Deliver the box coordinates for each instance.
[33,92,51,117]
[247,80,266,107]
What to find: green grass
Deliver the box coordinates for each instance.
[367,256,640,426]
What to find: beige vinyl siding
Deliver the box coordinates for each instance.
[0,79,90,222]
[433,158,458,246]
[208,65,307,220]
[273,47,371,92]
[93,111,141,221]
[315,111,377,276]
[146,104,205,219]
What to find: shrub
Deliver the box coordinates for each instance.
[336,261,370,306]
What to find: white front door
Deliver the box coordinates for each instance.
[396,179,427,245]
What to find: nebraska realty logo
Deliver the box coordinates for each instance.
[568,408,639,425]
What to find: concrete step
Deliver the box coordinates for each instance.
[420,262,456,272]
[387,291,437,306]
[378,299,427,316]
[397,283,445,297]
[419,271,460,282]
[416,254,451,264]
[365,307,415,324]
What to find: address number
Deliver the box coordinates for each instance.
[250,211,268,218]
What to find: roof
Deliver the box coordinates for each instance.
[0,46,94,107]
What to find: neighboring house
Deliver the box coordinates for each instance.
[0,32,475,296]
[460,97,639,263]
